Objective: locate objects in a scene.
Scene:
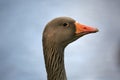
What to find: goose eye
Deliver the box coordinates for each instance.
[63,23,69,27]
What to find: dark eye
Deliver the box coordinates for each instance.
[63,23,69,27]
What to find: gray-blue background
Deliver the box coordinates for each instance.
[0,0,120,80]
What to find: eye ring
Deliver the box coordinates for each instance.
[63,23,69,27]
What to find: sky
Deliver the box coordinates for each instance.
[0,0,120,80]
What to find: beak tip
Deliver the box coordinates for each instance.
[95,28,99,32]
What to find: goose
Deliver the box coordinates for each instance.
[42,17,98,80]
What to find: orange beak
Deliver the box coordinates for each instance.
[75,22,98,34]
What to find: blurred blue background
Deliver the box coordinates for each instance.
[0,0,120,80]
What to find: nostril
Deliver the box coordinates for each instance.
[83,27,87,29]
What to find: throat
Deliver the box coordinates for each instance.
[43,43,67,80]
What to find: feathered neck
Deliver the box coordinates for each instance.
[43,40,67,80]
